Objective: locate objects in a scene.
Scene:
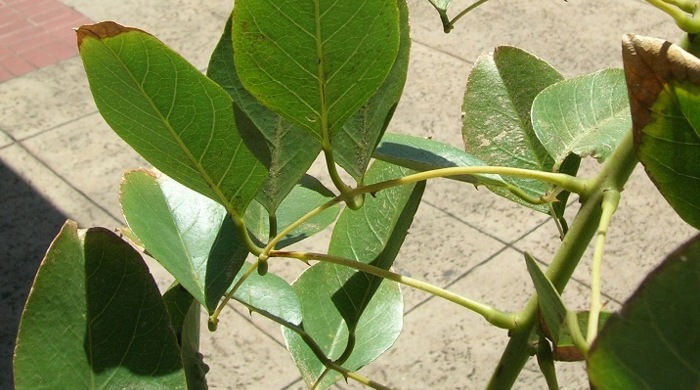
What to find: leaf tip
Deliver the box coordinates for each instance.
[76,21,144,49]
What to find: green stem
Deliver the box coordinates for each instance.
[566,310,588,355]
[208,260,260,331]
[350,166,587,199]
[271,250,517,329]
[231,214,264,256]
[644,0,700,32]
[486,130,638,388]
[587,189,620,344]
[446,0,491,32]
[259,196,342,260]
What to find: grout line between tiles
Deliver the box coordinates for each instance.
[410,37,474,65]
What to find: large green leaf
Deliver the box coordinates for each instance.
[232,0,401,141]
[283,269,403,389]
[78,21,267,217]
[374,132,505,186]
[283,161,422,388]
[244,175,340,249]
[163,285,208,390]
[120,169,248,313]
[588,234,700,389]
[14,221,186,389]
[331,0,410,182]
[462,46,564,212]
[230,262,302,326]
[532,68,631,171]
[622,34,700,229]
[328,160,424,330]
[208,16,322,213]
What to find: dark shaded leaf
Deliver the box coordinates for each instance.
[588,234,700,389]
[14,221,186,389]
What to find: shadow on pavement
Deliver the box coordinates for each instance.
[0,159,69,388]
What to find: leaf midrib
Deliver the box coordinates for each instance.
[98,33,245,219]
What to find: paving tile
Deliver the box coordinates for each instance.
[407,0,682,77]
[21,112,148,221]
[513,164,698,304]
[391,197,505,310]
[0,57,96,140]
[347,248,593,389]
[61,0,231,69]
[0,129,12,147]
[0,0,92,82]
[200,305,305,390]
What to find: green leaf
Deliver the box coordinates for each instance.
[78,21,267,217]
[462,46,564,212]
[328,160,424,330]
[374,132,506,186]
[163,285,208,390]
[283,160,422,388]
[14,221,186,389]
[232,0,401,140]
[120,169,248,313]
[244,175,340,249]
[524,253,568,344]
[208,16,322,213]
[622,34,700,229]
[532,68,631,171]
[331,0,410,182]
[230,262,303,326]
[588,234,700,390]
[283,268,403,389]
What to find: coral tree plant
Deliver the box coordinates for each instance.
[13,0,700,389]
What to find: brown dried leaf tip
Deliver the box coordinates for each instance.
[76,21,146,48]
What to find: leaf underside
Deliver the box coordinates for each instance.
[622,34,700,229]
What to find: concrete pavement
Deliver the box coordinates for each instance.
[1,0,696,388]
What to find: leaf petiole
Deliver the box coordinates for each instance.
[587,189,620,344]
[208,260,260,331]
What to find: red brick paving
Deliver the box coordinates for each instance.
[0,0,92,83]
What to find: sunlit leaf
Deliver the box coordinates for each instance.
[622,34,700,229]
[232,0,400,141]
[283,161,421,388]
[588,234,700,389]
[13,221,186,389]
[331,0,410,182]
[231,262,302,326]
[208,16,321,213]
[283,269,402,389]
[462,46,564,213]
[120,169,248,313]
[532,68,631,171]
[78,21,267,217]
